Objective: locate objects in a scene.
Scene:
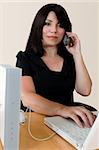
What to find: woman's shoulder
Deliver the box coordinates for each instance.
[16,50,43,68]
[16,50,37,60]
[16,51,26,59]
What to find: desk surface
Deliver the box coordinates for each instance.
[0,112,76,150]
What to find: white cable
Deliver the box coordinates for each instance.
[27,108,57,141]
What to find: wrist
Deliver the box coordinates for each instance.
[56,104,68,116]
[73,51,83,63]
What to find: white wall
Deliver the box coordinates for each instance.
[0,1,99,109]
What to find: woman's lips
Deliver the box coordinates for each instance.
[47,36,58,41]
[47,36,58,39]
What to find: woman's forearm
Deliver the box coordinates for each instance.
[21,91,64,116]
[21,91,95,128]
[66,32,92,96]
[73,52,92,96]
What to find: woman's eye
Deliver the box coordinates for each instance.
[57,23,63,28]
[45,22,51,26]
[57,23,61,27]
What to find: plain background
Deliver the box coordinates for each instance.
[0,0,99,109]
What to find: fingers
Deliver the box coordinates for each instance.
[66,32,79,39]
[66,32,80,46]
[65,32,81,54]
[63,106,96,128]
[77,107,95,127]
[69,113,84,128]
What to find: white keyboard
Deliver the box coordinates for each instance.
[59,118,90,146]
[44,116,91,148]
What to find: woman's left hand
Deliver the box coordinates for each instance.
[66,32,81,56]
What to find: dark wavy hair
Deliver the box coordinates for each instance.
[25,3,72,56]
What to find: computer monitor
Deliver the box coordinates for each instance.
[0,64,21,150]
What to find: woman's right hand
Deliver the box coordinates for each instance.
[58,106,96,128]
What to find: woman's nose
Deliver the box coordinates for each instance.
[50,25,57,33]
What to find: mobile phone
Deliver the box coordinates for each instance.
[63,35,70,46]
[63,35,73,46]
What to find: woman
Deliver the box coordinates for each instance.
[16,3,96,128]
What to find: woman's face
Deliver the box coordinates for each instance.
[42,11,65,47]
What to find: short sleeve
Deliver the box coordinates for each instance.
[16,51,32,76]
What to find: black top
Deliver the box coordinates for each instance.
[16,50,76,107]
